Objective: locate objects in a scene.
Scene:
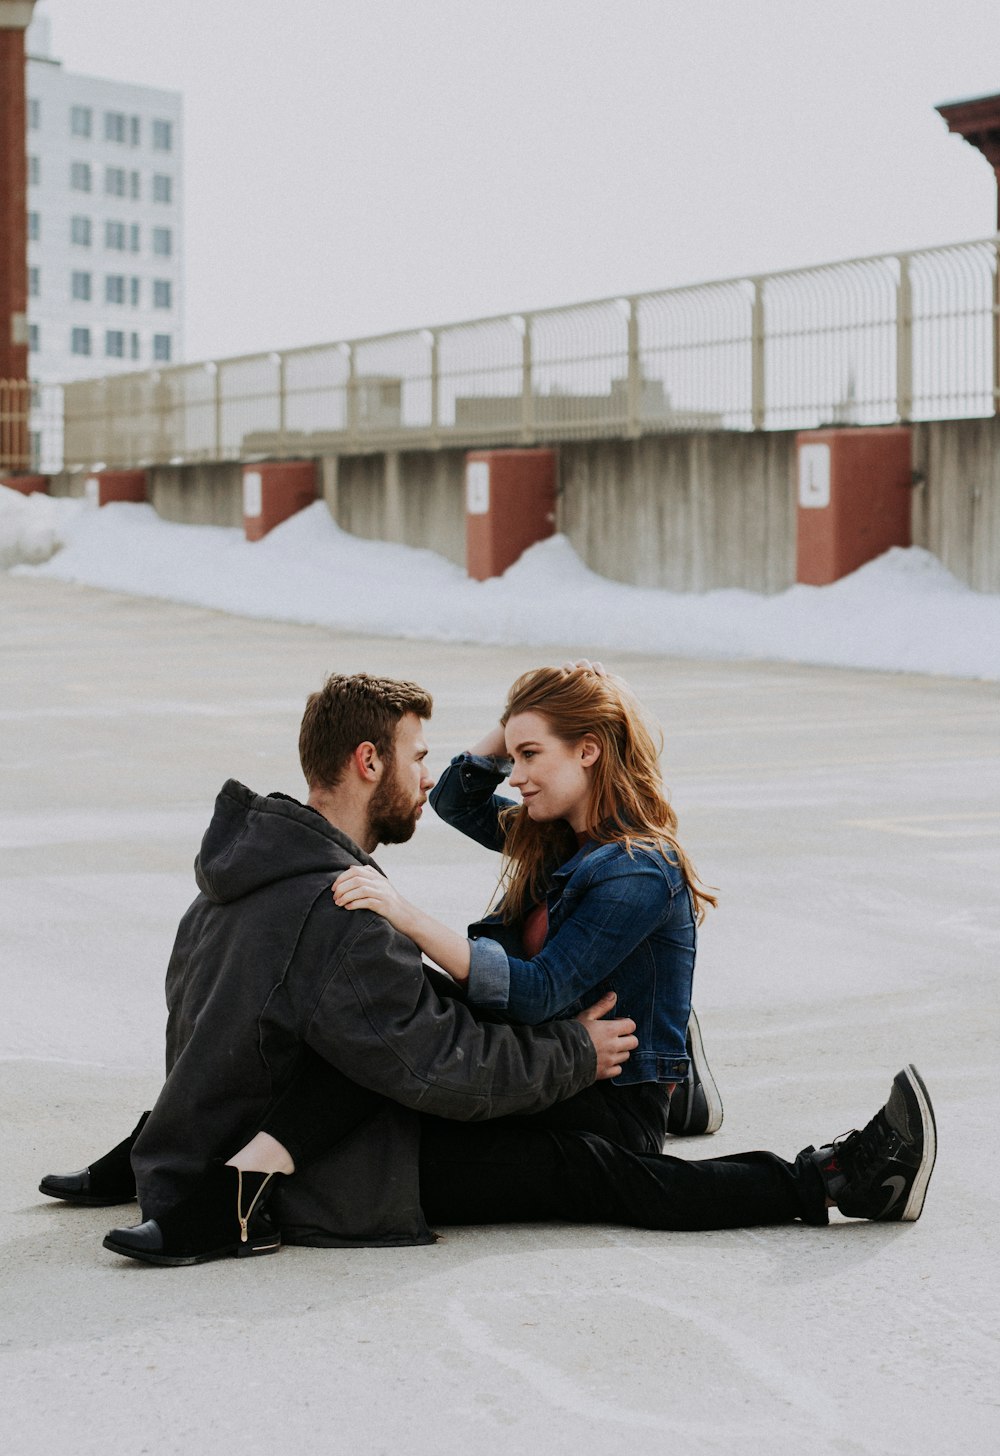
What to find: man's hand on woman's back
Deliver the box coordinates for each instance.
[576,991,637,1080]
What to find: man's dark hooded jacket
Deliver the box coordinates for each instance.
[131,780,597,1246]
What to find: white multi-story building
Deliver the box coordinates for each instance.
[25,8,183,387]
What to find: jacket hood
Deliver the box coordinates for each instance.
[194,779,378,904]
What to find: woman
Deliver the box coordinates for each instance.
[332,660,720,1154]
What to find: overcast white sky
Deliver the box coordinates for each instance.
[33,0,1000,362]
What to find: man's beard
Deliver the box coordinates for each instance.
[366,763,421,846]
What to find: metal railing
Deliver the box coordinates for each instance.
[58,235,1000,471]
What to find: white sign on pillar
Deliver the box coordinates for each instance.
[466,461,490,515]
[243,471,263,518]
[84,476,99,506]
[798,444,831,509]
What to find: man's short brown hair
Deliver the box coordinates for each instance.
[298,673,433,790]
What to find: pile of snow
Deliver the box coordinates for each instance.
[0,484,85,569]
[4,489,999,679]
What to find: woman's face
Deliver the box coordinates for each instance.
[504,711,600,833]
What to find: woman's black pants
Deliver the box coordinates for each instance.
[261,1053,829,1231]
[418,1117,829,1230]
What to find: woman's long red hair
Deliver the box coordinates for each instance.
[495,666,717,924]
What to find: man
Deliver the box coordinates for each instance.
[42,672,937,1262]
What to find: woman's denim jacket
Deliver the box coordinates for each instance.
[428,753,693,1086]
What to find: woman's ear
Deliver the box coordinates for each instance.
[579,735,602,768]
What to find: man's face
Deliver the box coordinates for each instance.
[366,713,435,846]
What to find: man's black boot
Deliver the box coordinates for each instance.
[103,1164,283,1266]
[38,1110,150,1206]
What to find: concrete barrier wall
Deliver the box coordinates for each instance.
[44,418,1000,592]
[558,432,799,593]
[150,463,247,527]
[46,461,247,527]
[912,417,1000,593]
[325,449,467,566]
[47,470,85,498]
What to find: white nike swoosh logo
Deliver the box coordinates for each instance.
[879,1175,907,1216]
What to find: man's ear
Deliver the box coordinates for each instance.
[352,741,381,782]
[580,735,602,768]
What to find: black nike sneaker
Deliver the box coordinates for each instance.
[667,1007,724,1136]
[811,1065,937,1222]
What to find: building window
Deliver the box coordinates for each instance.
[28,155,40,185]
[28,323,39,352]
[28,266,40,297]
[106,330,125,358]
[152,173,172,204]
[105,220,126,250]
[105,166,126,196]
[152,226,172,257]
[129,170,141,199]
[28,97,40,130]
[70,104,92,138]
[152,118,173,151]
[71,327,92,356]
[130,115,141,146]
[129,223,140,252]
[105,111,127,143]
[71,270,92,301]
[105,275,126,304]
[153,279,172,309]
[70,215,92,247]
[130,332,140,360]
[70,161,92,192]
[28,211,40,240]
[130,276,140,307]
[153,334,172,362]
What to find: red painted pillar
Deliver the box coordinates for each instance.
[0,472,47,494]
[465,449,557,580]
[795,428,912,585]
[242,461,317,540]
[0,3,36,472]
[84,469,147,507]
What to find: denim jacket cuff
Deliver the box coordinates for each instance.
[457,752,514,778]
[467,935,512,1008]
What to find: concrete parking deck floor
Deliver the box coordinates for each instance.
[2,573,998,1456]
